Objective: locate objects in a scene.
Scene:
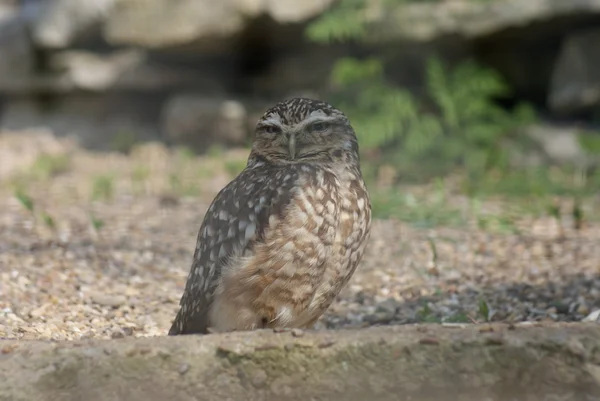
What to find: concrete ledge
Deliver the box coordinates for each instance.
[1,323,599,401]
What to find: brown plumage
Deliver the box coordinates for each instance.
[168,97,372,335]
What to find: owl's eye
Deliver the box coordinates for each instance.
[309,122,329,133]
[263,125,281,135]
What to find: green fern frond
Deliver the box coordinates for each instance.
[305,0,370,43]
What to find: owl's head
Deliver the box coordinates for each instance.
[248,98,359,166]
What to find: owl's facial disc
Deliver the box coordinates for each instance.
[254,111,354,164]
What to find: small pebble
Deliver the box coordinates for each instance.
[111,330,125,339]
[90,294,127,308]
[178,363,190,375]
[583,310,600,322]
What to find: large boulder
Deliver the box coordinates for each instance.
[362,0,600,42]
[548,28,600,115]
[20,0,115,48]
[18,0,336,50]
[1,95,163,151]
[160,95,255,152]
[0,10,35,94]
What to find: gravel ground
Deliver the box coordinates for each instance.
[1,130,599,341]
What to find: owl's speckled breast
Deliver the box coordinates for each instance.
[207,163,371,333]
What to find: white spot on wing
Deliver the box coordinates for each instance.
[244,222,256,241]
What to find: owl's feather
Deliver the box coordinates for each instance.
[168,164,299,335]
[169,97,372,335]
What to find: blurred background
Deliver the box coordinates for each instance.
[1,0,600,206]
[0,0,599,341]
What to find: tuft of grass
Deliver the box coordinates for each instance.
[88,211,105,232]
[40,212,55,230]
[14,189,57,234]
[370,188,465,228]
[478,299,491,322]
[573,198,584,230]
[168,173,200,198]
[476,214,520,235]
[415,303,440,323]
[14,189,34,213]
[206,144,225,159]
[131,165,150,195]
[443,312,472,324]
[91,174,115,201]
[30,152,71,180]
[224,159,246,178]
[111,130,138,154]
[176,146,197,161]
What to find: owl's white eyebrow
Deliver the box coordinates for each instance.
[297,115,340,129]
[258,119,283,128]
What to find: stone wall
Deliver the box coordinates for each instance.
[0,0,600,153]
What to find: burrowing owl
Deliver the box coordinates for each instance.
[168,97,372,335]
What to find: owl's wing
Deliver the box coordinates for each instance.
[168,165,299,335]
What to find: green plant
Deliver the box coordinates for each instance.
[111,130,138,154]
[40,212,55,230]
[307,0,496,45]
[88,211,105,232]
[306,0,369,44]
[304,1,600,203]
[14,189,57,233]
[168,173,200,197]
[206,144,225,159]
[91,174,115,201]
[370,187,466,228]
[478,299,491,322]
[131,165,150,194]
[14,189,35,213]
[176,146,197,161]
[224,159,246,177]
[326,56,536,184]
[30,152,71,180]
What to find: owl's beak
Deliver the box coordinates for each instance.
[288,133,296,159]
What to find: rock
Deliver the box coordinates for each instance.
[583,309,600,322]
[526,123,591,167]
[160,95,250,152]
[90,293,127,308]
[49,49,146,91]
[0,324,599,400]
[268,0,335,23]
[0,14,35,93]
[1,95,163,151]
[0,1,17,23]
[104,0,335,49]
[361,0,600,104]
[363,0,600,43]
[246,46,343,97]
[48,49,216,92]
[20,0,115,48]
[548,28,600,115]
